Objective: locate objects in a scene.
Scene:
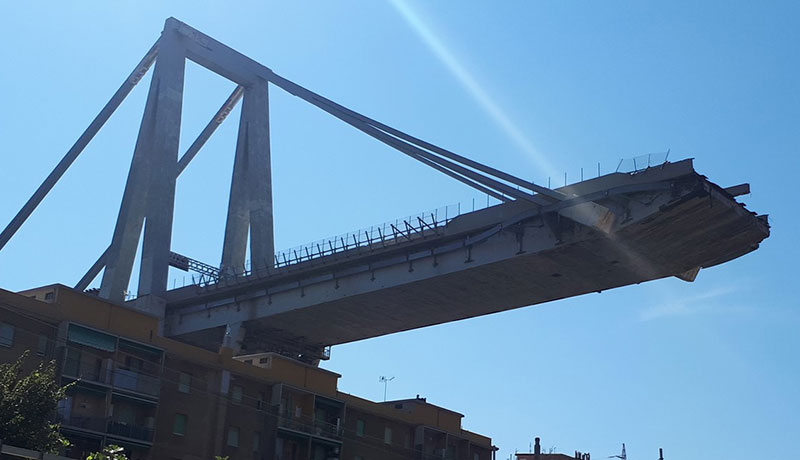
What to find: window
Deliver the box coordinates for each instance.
[259,357,270,364]
[355,456,364,460]
[244,359,253,364]
[37,334,48,356]
[257,391,266,410]
[474,454,480,460]
[173,413,187,436]
[44,291,54,300]
[356,419,365,437]
[178,372,191,393]
[384,426,392,444]
[252,431,260,452]
[231,385,243,403]
[227,426,240,447]
[0,322,14,347]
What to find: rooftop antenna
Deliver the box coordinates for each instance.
[608,443,626,460]
[379,375,395,402]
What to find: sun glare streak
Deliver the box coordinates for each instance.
[390,0,674,306]
[389,0,559,180]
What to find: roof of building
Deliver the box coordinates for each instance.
[382,397,465,417]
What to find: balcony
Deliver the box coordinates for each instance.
[112,368,160,398]
[62,357,160,398]
[106,420,155,443]
[57,414,154,443]
[57,414,107,433]
[62,357,111,386]
[276,411,342,441]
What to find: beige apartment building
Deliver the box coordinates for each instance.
[0,285,494,460]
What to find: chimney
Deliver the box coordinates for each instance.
[534,437,541,455]
[659,448,664,460]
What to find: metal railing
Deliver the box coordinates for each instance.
[56,414,107,433]
[276,411,342,440]
[186,198,500,289]
[616,151,670,173]
[106,419,155,442]
[112,368,160,397]
[62,358,111,385]
[62,358,160,397]
[56,414,154,442]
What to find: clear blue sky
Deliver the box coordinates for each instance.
[1,1,798,459]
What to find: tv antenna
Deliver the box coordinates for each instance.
[379,376,395,402]
[608,443,626,460]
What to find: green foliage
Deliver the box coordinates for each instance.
[214,456,229,460]
[0,351,72,452]
[86,445,128,460]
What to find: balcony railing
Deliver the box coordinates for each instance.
[62,358,160,397]
[56,414,106,433]
[276,412,342,440]
[62,358,111,385]
[106,420,155,443]
[56,414,154,443]
[112,368,160,397]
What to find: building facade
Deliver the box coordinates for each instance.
[0,285,493,460]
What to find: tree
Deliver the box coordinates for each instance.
[0,351,71,452]
[86,445,128,460]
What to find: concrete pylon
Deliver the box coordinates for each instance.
[99,17,276,305]
[220,81,274,275]
[100,24,186,303]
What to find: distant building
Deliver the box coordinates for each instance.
[515,438,590,460]
[0,284,494,460]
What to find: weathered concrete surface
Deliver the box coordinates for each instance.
[162,160,769,353]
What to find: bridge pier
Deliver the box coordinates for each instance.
[100,26,186,302]
[222,322,247,354]
[221,81,274,276]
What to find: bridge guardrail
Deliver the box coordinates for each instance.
[186,198,501,289]
[616,151,670,173]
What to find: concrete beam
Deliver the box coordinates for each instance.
[162,164,769,347]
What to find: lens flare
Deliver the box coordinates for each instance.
[389,0,559,179]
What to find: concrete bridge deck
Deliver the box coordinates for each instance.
[161,159,769,356]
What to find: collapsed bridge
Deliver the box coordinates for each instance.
[0,18,769,363]
[164,159,768,360]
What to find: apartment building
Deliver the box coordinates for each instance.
[0,285,494,460]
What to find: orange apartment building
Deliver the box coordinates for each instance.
[0,284,495,460]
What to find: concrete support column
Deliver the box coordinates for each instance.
[100,24,185,301]
[138,32,186,298]
[221,79,274,275]
[222,321,247,354]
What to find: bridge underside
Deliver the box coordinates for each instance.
[162,160,769,358]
